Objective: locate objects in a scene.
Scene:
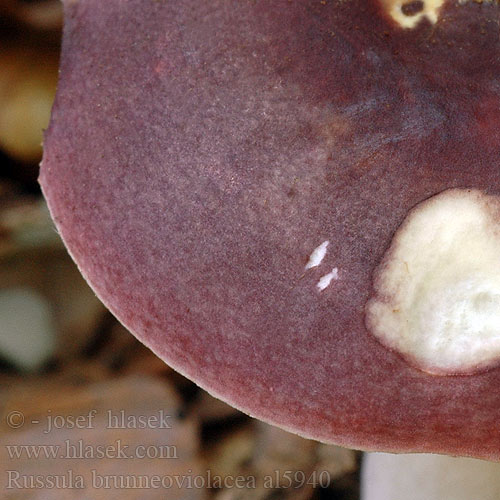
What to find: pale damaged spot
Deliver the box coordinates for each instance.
[305,240,329,270]
[317,268,339,292]
[366,189,500,375]
[380,0,444,29]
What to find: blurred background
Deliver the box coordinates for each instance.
[0,1,360,498]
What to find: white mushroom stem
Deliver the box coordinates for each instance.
[362,452,500,500]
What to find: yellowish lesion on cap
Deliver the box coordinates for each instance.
[365,188,500,376]
[380,0,445,28]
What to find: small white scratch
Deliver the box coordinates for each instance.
[305,241,329,270]
[317,268,339,292]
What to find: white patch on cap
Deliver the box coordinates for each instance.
[317,268,339,292]
[305,241,329,270]
[380,0,444,29]
[366,189,500,375]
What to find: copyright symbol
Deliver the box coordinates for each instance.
[6,411,24,429]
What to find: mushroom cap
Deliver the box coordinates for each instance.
[40,0,500,459]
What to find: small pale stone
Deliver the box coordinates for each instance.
[0,287,56,371]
